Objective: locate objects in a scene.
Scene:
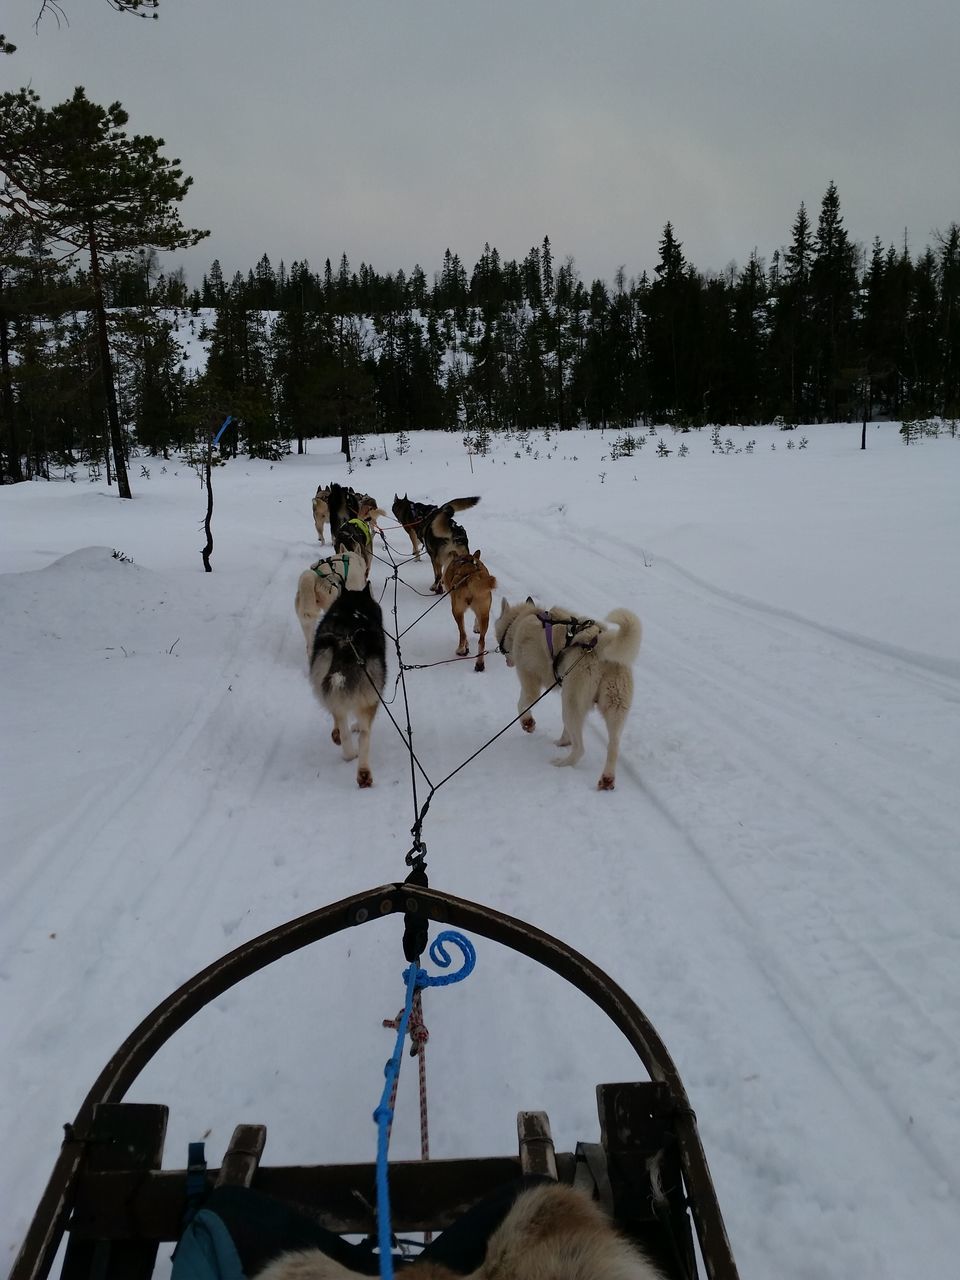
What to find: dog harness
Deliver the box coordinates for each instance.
[311,554,350,593]
[345,517,373,546]
[536,611,599,679]
[446,552,477,587]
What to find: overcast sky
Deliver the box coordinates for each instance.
[4,0,959,289]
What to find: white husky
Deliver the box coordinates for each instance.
[495,597,642,790]
[294,550,367,655]
[254,1182,665,1278]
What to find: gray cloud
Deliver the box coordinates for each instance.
[5,0,958,286]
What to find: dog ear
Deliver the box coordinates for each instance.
[525,595,535,604]
[474,549,482,561]
[499,597,509,616]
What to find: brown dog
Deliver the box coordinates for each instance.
[442,550,497,671]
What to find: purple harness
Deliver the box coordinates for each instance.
[536,611,598,675]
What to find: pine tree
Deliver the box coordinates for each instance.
[522,246,543,307]
[729,250,770,422]
[936,224,960,415]
[904,248,939,413]
[0,86,207,496]
[541,236,554,300]
[810,182,859,419]
[643,222,693,419]
[771,202,816,421]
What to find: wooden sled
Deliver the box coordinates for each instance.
[11,884,740,1280]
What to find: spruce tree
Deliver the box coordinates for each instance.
[541,236,554,300]
[936,224,960,415]
[811,181,858,419]
[773,202,815,421]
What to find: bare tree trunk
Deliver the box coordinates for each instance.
[87,223,132,499]
[201,434,214,572]
[340,425,351,461]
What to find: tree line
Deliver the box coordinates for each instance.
[2,82,959,491]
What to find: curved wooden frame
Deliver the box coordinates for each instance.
[12,883,738,1280]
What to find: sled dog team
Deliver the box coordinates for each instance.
[297,481,642,792]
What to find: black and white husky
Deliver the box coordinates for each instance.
[309,582,387,788]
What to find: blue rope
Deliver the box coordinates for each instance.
[373,931,476,1278]
[421,931,477,987]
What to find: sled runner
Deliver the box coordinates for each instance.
[11,884,740,1280]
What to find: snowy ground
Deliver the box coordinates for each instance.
[1,423,958,1278]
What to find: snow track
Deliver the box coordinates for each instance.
[2,427,959,1278]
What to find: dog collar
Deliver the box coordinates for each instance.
[498,616,520,656]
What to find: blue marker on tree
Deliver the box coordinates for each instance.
[213,414,233,446]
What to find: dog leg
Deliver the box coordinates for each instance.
[452,604,469,657]
[552,687,586,767]
[301,617,317,657]
[354,703,377,787]
[473,606,489,672]
[331,713,357,761]
[517,672,542,732]
[595,671,633,790]
[597,703,628,790]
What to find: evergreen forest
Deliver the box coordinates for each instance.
[2,80,959,487]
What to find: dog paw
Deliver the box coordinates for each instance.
[331,728,341,745]
[521,715,536,733]
[551,755,573,767]
[554,735,571,748]
[474,656,485,672]
[356,769,373,788]
[597,774,616,791]
[457,644,469,656]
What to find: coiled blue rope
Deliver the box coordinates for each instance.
[373,931,476,1278]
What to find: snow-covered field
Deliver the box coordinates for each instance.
[1,423,958,1278]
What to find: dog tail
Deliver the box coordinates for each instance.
[444,495,481,512]
[598,608,642,665]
